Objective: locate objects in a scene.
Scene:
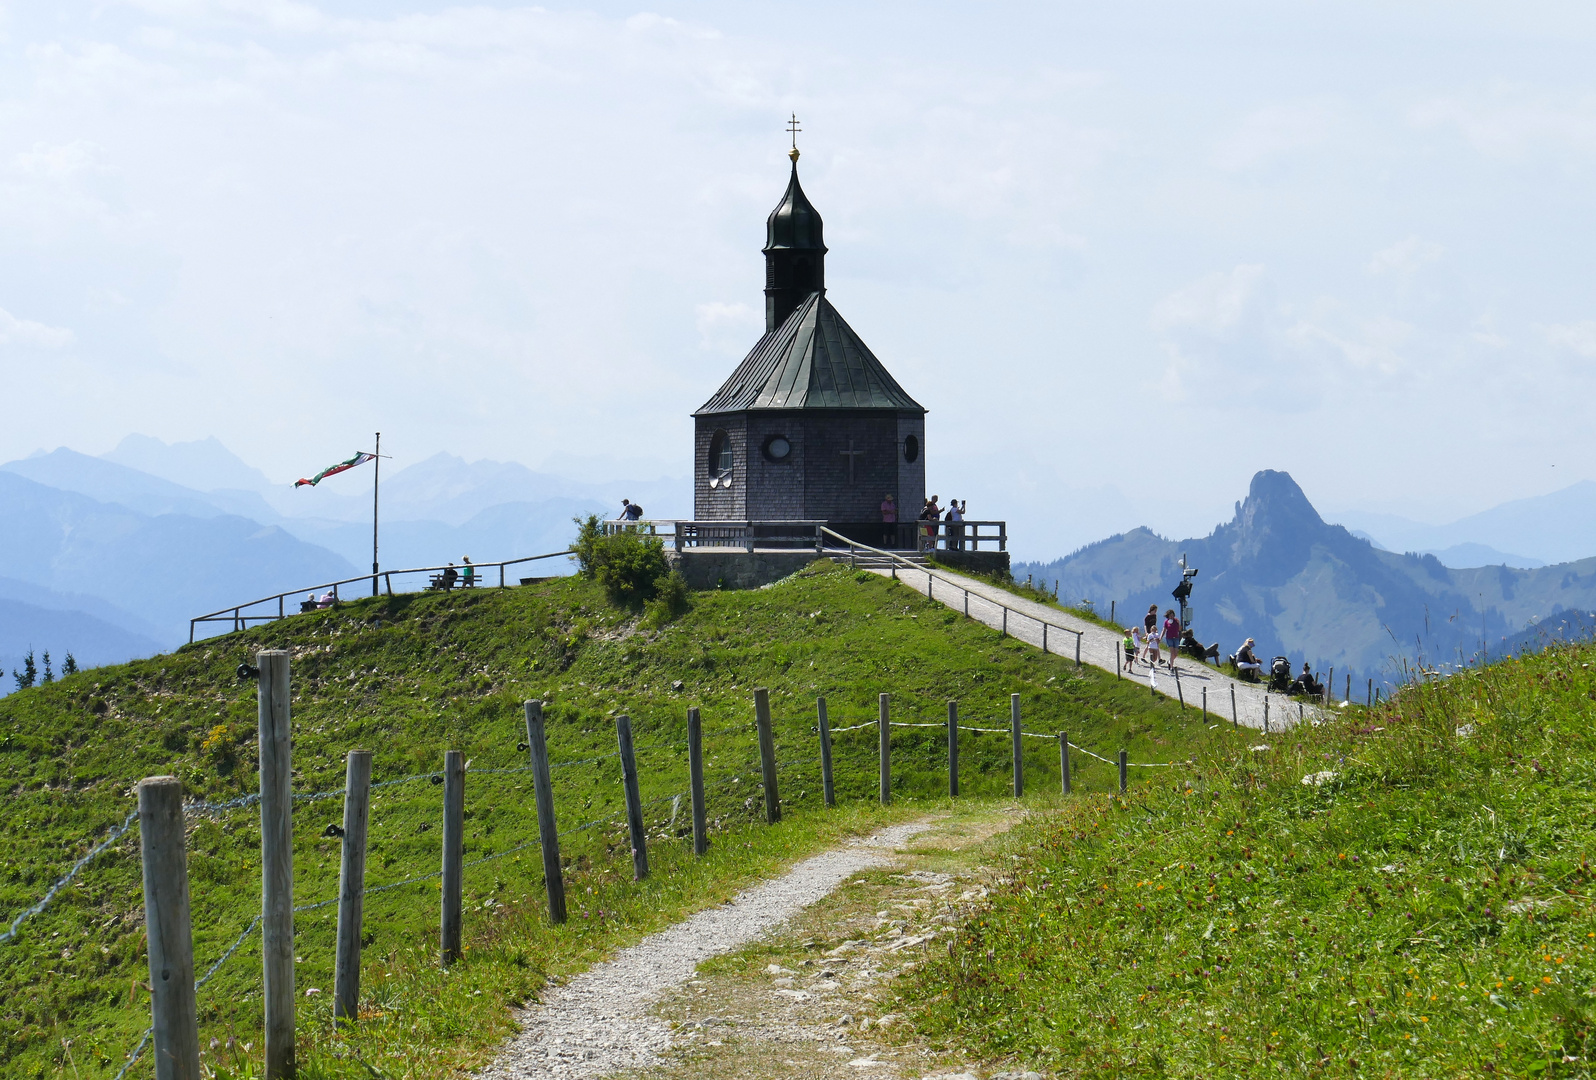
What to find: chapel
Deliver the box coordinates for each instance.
[692,145,927,545]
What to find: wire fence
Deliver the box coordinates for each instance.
[11,681,1187,1079]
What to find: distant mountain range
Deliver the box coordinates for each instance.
[0,435,691,691]
[1016,471,1596,690]
[1333,481,1596,567]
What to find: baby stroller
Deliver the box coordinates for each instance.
[1267,656,1293,693]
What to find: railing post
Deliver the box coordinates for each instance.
[947,700,959,797]
[1231,685,1239,728]
[1202,686,1208,720]
[1116,640,1122,679]
[189,619,196,645]
[384,573,392,595]
[817,697,835,808]
[525,702,566,921]
[754,688,780,824]
[1042,623,1047,654]
[278,595,284,620]
[688,706,708,853]
[257,650,295,1080]
[1264,696,1270,735]
[1010,694,1023,797]
[500,563,506,588]
[1075,631,1081,668]
[137,776,201,1080]
[964,589,969,617]
[1118,750,1128,793]
[878,693,891,806]
[1059,734,1071,795]
[334,750,372,1023]
[616,715,648,880]
[1002,607,1007,636]
[440,750,465,965]
[999,523,1007,552]
[1174,667,1185,709]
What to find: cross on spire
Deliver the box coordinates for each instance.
[786,113,802,162]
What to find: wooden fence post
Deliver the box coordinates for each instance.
[1059,734,1071,795]
[878,694,891,806]
[1345,673,1351,703]
[754,688,780,824]
[524,702,566,921]
[1368,678,1373,708]
[1230,684,1238,728]
[440,750,465,965]
[947,700,959,797]
[1263,697,1270,736]
[1002,607,1008,636]
[1118,750,1128,794]
[1110,600,1116,626]
[1042,622,1048,654]
[1174,667,1185,709]
[1010,694,1023,798]
[616,715,648,880]
[1202,686,1208,721]
[688,707,709,853]
[256,650,294,1080]
[334,750,372,1022]
[817,698,834,808]
[1326,667,1334,706]
[138,776,201,1080]
[1116,640,1122,679]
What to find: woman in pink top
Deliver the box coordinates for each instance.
[1162,610,1182,670]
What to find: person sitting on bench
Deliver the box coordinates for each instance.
[316,590,336,609]
[300,593,318,613]
[1180,627,1221,663]
[1290,662,1323,697]
[1231,638,1262,681]
[441,563,459,590]
[461,556,475,587]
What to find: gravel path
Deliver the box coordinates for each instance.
[479,821,932,1080]
[872,564,1327,730]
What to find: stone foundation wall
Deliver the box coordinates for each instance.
[929,550,1011,577]
[667,550,824,591]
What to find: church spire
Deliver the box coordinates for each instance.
[763,117,826,332]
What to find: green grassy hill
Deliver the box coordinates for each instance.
[904,640,1596,1077]
[1,561,1199,1080]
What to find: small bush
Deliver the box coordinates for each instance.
[643,570,691,629]
[571,515,672,608]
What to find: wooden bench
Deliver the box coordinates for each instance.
[428,574,477,591]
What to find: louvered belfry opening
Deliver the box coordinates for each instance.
[692,158,927,545]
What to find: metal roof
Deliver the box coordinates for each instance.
[765,163,826,253]
[694,292,925,415]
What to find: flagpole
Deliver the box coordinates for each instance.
[372,431,381,597]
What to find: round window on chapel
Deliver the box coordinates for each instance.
[763,435,792,462]
[903,434,920,463]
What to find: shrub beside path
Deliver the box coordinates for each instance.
[872,564,1325,731]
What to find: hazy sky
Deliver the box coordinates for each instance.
[2,1,1594,556]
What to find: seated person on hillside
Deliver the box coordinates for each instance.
[300,593,318,613]
[1268,655,1294,693]
[462,556,475,586]
[1180,628,1221,663]
[317,590,336,609]
[1231,638,1262,681]
[441,563,459,590]
[1290,662,1323,698]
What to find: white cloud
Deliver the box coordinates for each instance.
[12,140,107,179]
[0,307,75,349]
[1210,101,1341,171]
[1409,88,1596,159]
[1540,321,1596,358]
[1153,265,1265,335]
[1367,236,1443,277]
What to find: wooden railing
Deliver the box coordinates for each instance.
[187,551,570,644]
[601,518,1006,553]
[818,527,1084,663]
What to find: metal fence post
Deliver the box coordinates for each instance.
[947,700,959,797]
[257,649,295,1080]
[754,688,780,824]
[525,702,566,922]
[688,706,708,852]
[1059,734,1071,795]
[138,776,201,1080]
[878,693,891,806]
[617,715,648,880]
[1231,684,1239,728]
[1118,750,1128,794]
[334,750,372,1022]
[1174,667,1185,709]
[1075,631,1081,668]
[1010,694,1023,798]
[817,697,835,808]
[441,750,465,965]
[1202,686,1207,721]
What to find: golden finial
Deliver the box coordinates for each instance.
[786,113,801,162]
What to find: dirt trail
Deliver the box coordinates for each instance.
[479,822,934,1080]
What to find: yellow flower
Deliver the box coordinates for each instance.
[1420,1016,1428,1023]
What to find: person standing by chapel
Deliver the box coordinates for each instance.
[946,499,965,551]
[880,493,897,547]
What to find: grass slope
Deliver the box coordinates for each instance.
[2,561,1196,1079]
[904,642,1596,1077]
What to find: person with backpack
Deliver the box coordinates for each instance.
[617,499,643,522]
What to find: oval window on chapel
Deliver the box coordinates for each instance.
[763,435,792,462]
[903,434,920,463]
